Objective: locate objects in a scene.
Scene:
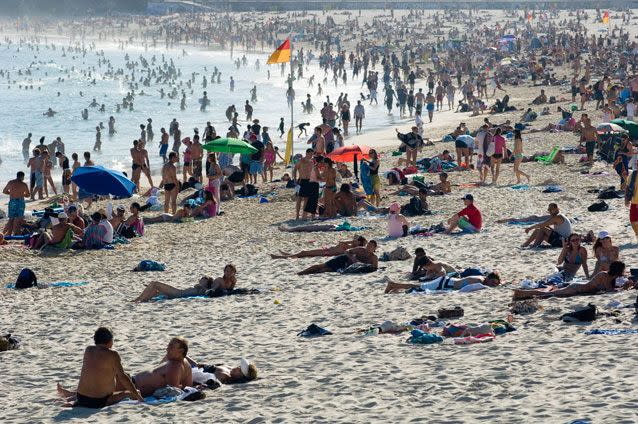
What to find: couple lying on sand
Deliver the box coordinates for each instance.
[56,327,257,408]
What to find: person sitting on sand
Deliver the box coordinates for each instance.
[557,233,590,280]
[82,212,108,249]
[133,264,237,302]
[388,202,410,237]
[334,183,357,217]
[56,327,144,408]
[431,172,451,194]
[445,194,482,234]
[185,357,258,384]
[521,203,572,248]
[512,261,633,300]
[412,253,447,281]
[530,89,547,105]
[271,235,367,259]
[33,212,84,249]
[297,240,378,275]
[384,272,501,293]
[592,231,620,275]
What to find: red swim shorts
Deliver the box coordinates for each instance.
[631,204,638,223]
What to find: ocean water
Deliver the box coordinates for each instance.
[0,38,406,194]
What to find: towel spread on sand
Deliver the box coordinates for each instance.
[5,282,88,289]
[585,329,638,336]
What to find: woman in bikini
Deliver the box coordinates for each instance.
[182,138,193,183]
[592,231,619,275]
[321,158,337,218]
[133,264,237,302]
[512,130,530,184]
[557,233,589,281]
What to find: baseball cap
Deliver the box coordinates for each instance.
[598,231,610,240]
[461,194,474,201]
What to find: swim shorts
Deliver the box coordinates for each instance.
[8,198,25,219]
[455,139,468,149]
[458,217,478,233]
[34,171,43,188]
[249,161,263,175]
[298,179,311,197]
[326,254,351,272]
[630,204,638,223]
[585,141,596,156]
[73,393,110,409]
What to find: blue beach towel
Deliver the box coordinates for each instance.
[6,281,88,289]
[510,184,529,190]
[585,329,638,335]
[407,329,444,344]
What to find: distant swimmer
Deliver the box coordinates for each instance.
[43,108,57,117]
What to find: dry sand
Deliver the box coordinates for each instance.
[2,9,638,424]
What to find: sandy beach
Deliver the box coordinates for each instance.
[2,7,638,424]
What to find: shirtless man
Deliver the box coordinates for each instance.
[271,235,367,259]
[297,240,378,275]
[33,212,84,249]
[28,148,43,200]
[334,183,357,216]
[191,136,204,182]
[2,172,30,235]
[311,126,326,155]
[128,337,192,397]
[161,152,179,214]
[56,327,143,408]
[580,117,599,165]
[293,149,314,219]
[131,139,154,192]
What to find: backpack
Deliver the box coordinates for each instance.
[401,196,424,217]
[133,260,166,272]
[588,200,609,212]
[15,268,37,289]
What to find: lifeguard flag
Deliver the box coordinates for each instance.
[602,11,609,24]
[267,39,291,65]
[284,127,294,165]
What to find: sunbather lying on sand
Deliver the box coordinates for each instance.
[297,241,378,275]
[145,203,194,223]
[185,357,258,384]
[271,236,367,259]
[512,261,634,300]
[133,264,236,301]
[384,273,502,293]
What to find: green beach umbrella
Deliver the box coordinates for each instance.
[611,119,638,140]
[202,137,257,154]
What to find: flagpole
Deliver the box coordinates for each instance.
[289,33,294,163]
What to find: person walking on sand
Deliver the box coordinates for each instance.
[626,169,638,242]
[491,128,507,185]
[293,149,314,220]
[512,129,530,184]
[354,100,365,134]
[580,117,599,165]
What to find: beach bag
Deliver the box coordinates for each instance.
[561,303,597,322]
[15,268,37,289]
[588,201,609,212]
[133,260,166,272]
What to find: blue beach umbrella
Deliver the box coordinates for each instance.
[71,166,136,198]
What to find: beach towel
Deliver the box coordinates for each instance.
[585,329,638,336]
[334,221,370,231]
[52,230,74,249]
[510,184,529,190]
[117,387,204,406]
[6,281,88,289]
[454,333,496,345]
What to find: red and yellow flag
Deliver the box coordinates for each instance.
[602,11,609,24]
[267,39,291,65]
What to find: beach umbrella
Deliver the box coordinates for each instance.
[202,137,257,154]
[596,122,627,135]
[611,119,638,139]
[327,144,371,163]
[70,166,136,198]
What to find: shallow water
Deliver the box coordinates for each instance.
[0,38,405,192]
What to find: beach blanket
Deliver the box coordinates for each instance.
[585,329,638,336]
[117,387,203,406]
[510,184,529,190]
[5,282,88,289]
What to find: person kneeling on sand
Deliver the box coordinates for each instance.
[271,235,367,259]
[133,264,237,301]
[512,261,635,300]
[56,327,144,408]
[384,272,502,293]
[298,240,378,275]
